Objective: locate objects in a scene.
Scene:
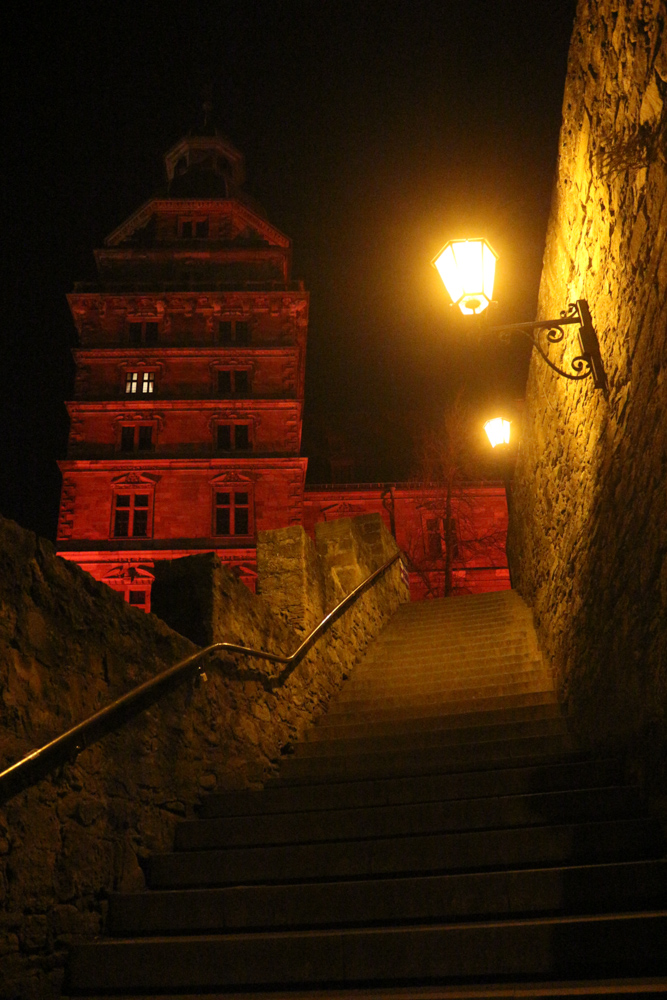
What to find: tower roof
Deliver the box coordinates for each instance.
[163,130,247,199]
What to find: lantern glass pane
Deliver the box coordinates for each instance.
[484,418,511,448]
[434,239,497,315]
[433,244,463,305]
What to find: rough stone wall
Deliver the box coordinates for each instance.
[0,513,407,1000]
[508,0,667,813]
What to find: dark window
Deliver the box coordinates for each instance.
[214,490,250,536]
[181,220,193,238]
[138,425,153,450]
[195,219,209,238]
[113,493,151,538]
[217,319,250,345]
[235,424,250,450]
[128,590,146,606]
[217,369,250,395]
[217,424,232,450]
[133,495,149,538]
[114,495,131,536]
[217,370,232,394]
[218,321,232,344]
[128,321,159,346]
[426,518,442,559]
[145,322,158,345]
[234,492,249,534]
[234,370,249,394]
[121,427,135,452]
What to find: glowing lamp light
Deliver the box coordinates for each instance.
[432,238,498,315]
[484,418,511,448]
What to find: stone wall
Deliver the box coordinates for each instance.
[508,0,667,816]
[0,513,407,1000]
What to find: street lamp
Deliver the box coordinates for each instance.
[484,417,510,448]
[432,238,498,316]
[432,238,607,391]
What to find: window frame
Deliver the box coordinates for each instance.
[216,368,252,397]
[124,369,157,396]
[212,487,253,539]
[215,421,253,452]
[217,318,251,346]
[111,490,154,540]
[179,215,209,239]
[126,319,160,346]
[117,422,156,454]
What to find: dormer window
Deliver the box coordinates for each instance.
[180,217,209,239]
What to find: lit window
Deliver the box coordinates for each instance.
[218,319,250,345]
[214,491,251,536]
[125,371,155,395]
[113,493,151,538]
[216,423,251,451]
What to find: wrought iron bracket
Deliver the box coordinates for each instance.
[489,300,607,392]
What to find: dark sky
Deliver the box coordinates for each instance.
[2,1,577,540]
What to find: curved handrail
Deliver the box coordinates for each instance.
[0,551,403,805]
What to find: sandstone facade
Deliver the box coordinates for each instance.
[0,513,407,999]
[508,0,667,814]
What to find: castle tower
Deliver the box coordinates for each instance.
[57,128,308,610]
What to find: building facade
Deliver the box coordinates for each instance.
[56,130,509,607]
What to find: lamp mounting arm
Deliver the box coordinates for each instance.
[489,300,607,392]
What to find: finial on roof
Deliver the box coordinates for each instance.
[201,82,214,131]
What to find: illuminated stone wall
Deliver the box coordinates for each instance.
[508,0,667,809]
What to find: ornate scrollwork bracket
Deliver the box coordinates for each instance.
[489,300,607,393]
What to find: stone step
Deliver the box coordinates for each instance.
[121,859,667,940]
[308,700,563,741]
[67,911,667,993]
[200,757,626,818]
[108,860,667,935]
[322,689,560,724]
[147,816,664,889]
[330,674,555,711]
[290,716,570,759]
[176,784,645,851]
[274,736,580,783]
[63,977,667,999]
[344,657,546,684]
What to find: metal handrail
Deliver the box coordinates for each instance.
[0,551,403,805]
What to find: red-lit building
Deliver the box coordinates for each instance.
[56,129,509,608]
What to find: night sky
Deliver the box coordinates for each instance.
[2,1,577,541]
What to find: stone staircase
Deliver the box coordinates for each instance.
[67,590,667,997]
